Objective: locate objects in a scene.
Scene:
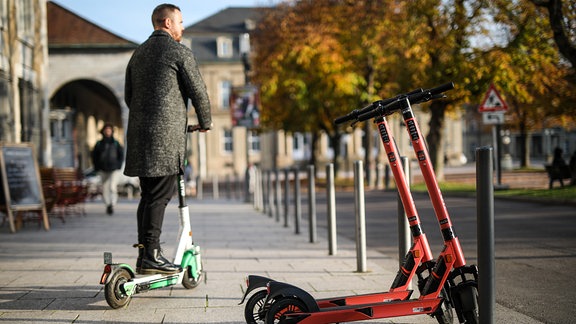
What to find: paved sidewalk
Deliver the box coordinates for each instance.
[0,198,542,324]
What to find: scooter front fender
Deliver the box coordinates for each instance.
[265,281,320,313]
[181,247,202,278]
[239,275,275,305]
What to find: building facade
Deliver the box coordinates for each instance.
[183,8,264,179]
[46,1,137,169]
[0,0,49,162]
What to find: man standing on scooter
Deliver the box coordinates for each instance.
[124,3,212,275]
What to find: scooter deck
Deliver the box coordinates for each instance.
[282,298,443,324]
[317,289,412,307]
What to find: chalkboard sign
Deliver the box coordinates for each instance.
[0,143,49,232]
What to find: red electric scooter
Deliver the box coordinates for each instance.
[241,88,455,324]
[256,83,479,324]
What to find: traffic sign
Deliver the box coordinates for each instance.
[482,111,505,125]
[479,84,508,112]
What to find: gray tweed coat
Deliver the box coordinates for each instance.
[124,30,212,177]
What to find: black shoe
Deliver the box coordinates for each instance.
[106,205,113,215]
[139,248,181,275]
[133,244,144,273]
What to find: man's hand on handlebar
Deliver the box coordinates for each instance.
[187,123,212,133]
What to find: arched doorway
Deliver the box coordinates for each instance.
[50,79,123,170]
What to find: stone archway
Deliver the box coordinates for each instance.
[50,79,123,170]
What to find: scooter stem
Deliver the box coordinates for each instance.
[174,173,193,264]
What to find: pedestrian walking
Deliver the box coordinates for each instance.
[569,150,576,186]
[91,123,124,215]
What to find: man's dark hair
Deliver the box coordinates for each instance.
[152,4,181,28]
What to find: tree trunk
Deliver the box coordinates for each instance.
[330,131,342,178]
[519,121,530,168]
[513,99,531,168]
[363,54,375,188]
[309,132,319,177]
[425,101,447,181]
[531,0,576,69]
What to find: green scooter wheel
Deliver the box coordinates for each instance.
[104,268,132,309]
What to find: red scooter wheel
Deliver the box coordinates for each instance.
[265,297,309,324]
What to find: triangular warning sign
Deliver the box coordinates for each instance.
[479,84,508,112]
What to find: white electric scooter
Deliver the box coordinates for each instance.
[100,125,204,309]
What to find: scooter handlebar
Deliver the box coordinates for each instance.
[357,82,454,122]
[334,102,375,125]
[334,88,424,125]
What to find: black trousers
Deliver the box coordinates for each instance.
[137,174,177,250]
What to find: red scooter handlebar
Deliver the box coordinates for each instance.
[357,82,454,122]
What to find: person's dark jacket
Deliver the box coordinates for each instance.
[92,137,124,172]
[124,30,212,177]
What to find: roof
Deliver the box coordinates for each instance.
[185,7,267,34]
[47,1,138,49]
[184,7,267,62]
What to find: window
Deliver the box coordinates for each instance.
[222,129,233,153]
[293,132,304,160]
[219,80,232,109]
[17,0,34,40]
[248,130,260,153]
[239,33,250,54]
[293,132,310,161]
[0,0,5,58]
[217,37,233,58]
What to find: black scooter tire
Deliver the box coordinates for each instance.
[434,288,455,324]
[182,266,202,289]
[104,268,132,309]
[460,285,479,324]
[244,289,268,324]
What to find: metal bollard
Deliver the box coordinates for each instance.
[354,160,367,272]
[235,173,240,200]
[257,168,264,211]
[212,175,219,200]
[283,168,290,227]
[275,169,281,222]
[293,168,301,234]
[376,163,384,189]
[244,167,250,202]
[477,147,495,324]
[225,174,231,200]
[261,169,268,214]
[385,164,391,190]
[196,175,203,200]
[267,170,273,218]
[326,164,337,255]
[259,168,265,210]
[308,165,317,243]
[253,168,260,210]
